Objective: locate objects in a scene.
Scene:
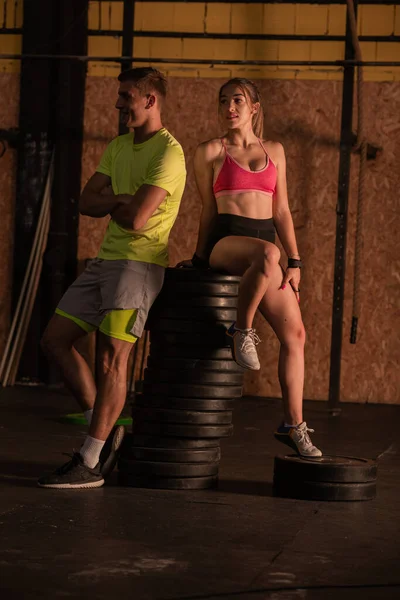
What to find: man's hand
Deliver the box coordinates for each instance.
[100,185,115,196]
[111,201,134,229]
[80,173,122,218]
[110,185,168,231]
[176,259,194,268]
[114,194,135,205]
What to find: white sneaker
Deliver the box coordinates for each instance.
[226,323,261,371]
[274,421,322,458]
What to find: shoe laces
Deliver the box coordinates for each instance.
[296,424,315,448]
[238,329,261,354]
[56,452,80,474]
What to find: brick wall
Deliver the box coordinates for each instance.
[86,2,400,80]
[1,3,399,80]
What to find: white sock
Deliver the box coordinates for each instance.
[234,324,251,332]
[84,409,94,425]
[284,422,299,429]
[80,435,105,469]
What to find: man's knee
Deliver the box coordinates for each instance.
[41,327,70,358]
[41,326,58,356]
[97,335,132,375]
[41,316,85,356]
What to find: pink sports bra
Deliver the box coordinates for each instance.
[213,139,277,198]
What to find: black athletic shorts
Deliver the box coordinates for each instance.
[206,213,276,257]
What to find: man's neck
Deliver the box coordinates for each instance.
[133,119,163,144]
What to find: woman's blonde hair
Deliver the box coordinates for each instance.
[218,78,264,138]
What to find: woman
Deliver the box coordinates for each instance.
[182,78,321,458]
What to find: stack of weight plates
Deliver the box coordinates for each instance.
[118,268,244,490]
[273,455,378,501]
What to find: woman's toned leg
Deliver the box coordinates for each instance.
[256,263,305,424]
[209,236,280,369]
[257,265,322,456]
[210,236,280,329]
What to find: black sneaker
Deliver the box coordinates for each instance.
[37,453,104,489]
[99,425,126,478]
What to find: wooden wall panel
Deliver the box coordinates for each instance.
[80,76,400,404]
[341,82,400,403]
[0,73,19,355]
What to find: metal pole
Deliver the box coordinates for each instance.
[13,0,56,382]
[1,54,399,67]
[55,0,400,4]
[328,1,358,413]
[43,0,88,385]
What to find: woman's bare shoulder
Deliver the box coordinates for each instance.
[262,139,285,164]
[195,137,224,162]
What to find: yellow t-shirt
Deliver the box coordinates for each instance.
[96,128,186,267]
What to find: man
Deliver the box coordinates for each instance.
[38,67,186,489]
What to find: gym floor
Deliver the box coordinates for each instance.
[0,387,399,600]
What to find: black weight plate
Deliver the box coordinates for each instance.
[118,472,218,490]
[149,319,231,335]
[142,382,242,398]
[149,339,233,359]
[273,478,377,502]
[148,330,229,347]
[147,356,243,373]
[274,455,378,483]
[132,407,233,425]
[126,433,219,449]
[149,307,237,323]
[144,368,243,387]
[163,268,240,283]
[133,394,236,411]
[132,421,234,438]
[118,458,219,477]
[160,282,239,297]
[124,446,221,463]
[157,295,238,308]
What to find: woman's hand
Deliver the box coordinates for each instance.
[176,259,194,268]
[281,267,301,303]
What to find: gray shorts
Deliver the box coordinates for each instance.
[57,258,165,338]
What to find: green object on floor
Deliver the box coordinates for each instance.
[60,413,132,426]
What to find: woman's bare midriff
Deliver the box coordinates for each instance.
[215,191,274,220]
[211,138,277,220]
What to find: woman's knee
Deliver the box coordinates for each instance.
[282,324,306,350]
[254,242,280,276]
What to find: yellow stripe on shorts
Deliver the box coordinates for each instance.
[99,309,138,343]
[55,308,96,333]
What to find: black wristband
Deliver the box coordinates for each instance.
[287,258,302,269]
[192,253,209,269]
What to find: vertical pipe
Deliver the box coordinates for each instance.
[14,0,56,381]
[44,0,88,385]
[14,0,88,384]
[328,1,358,413]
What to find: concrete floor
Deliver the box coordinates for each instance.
[0,386,399,600]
